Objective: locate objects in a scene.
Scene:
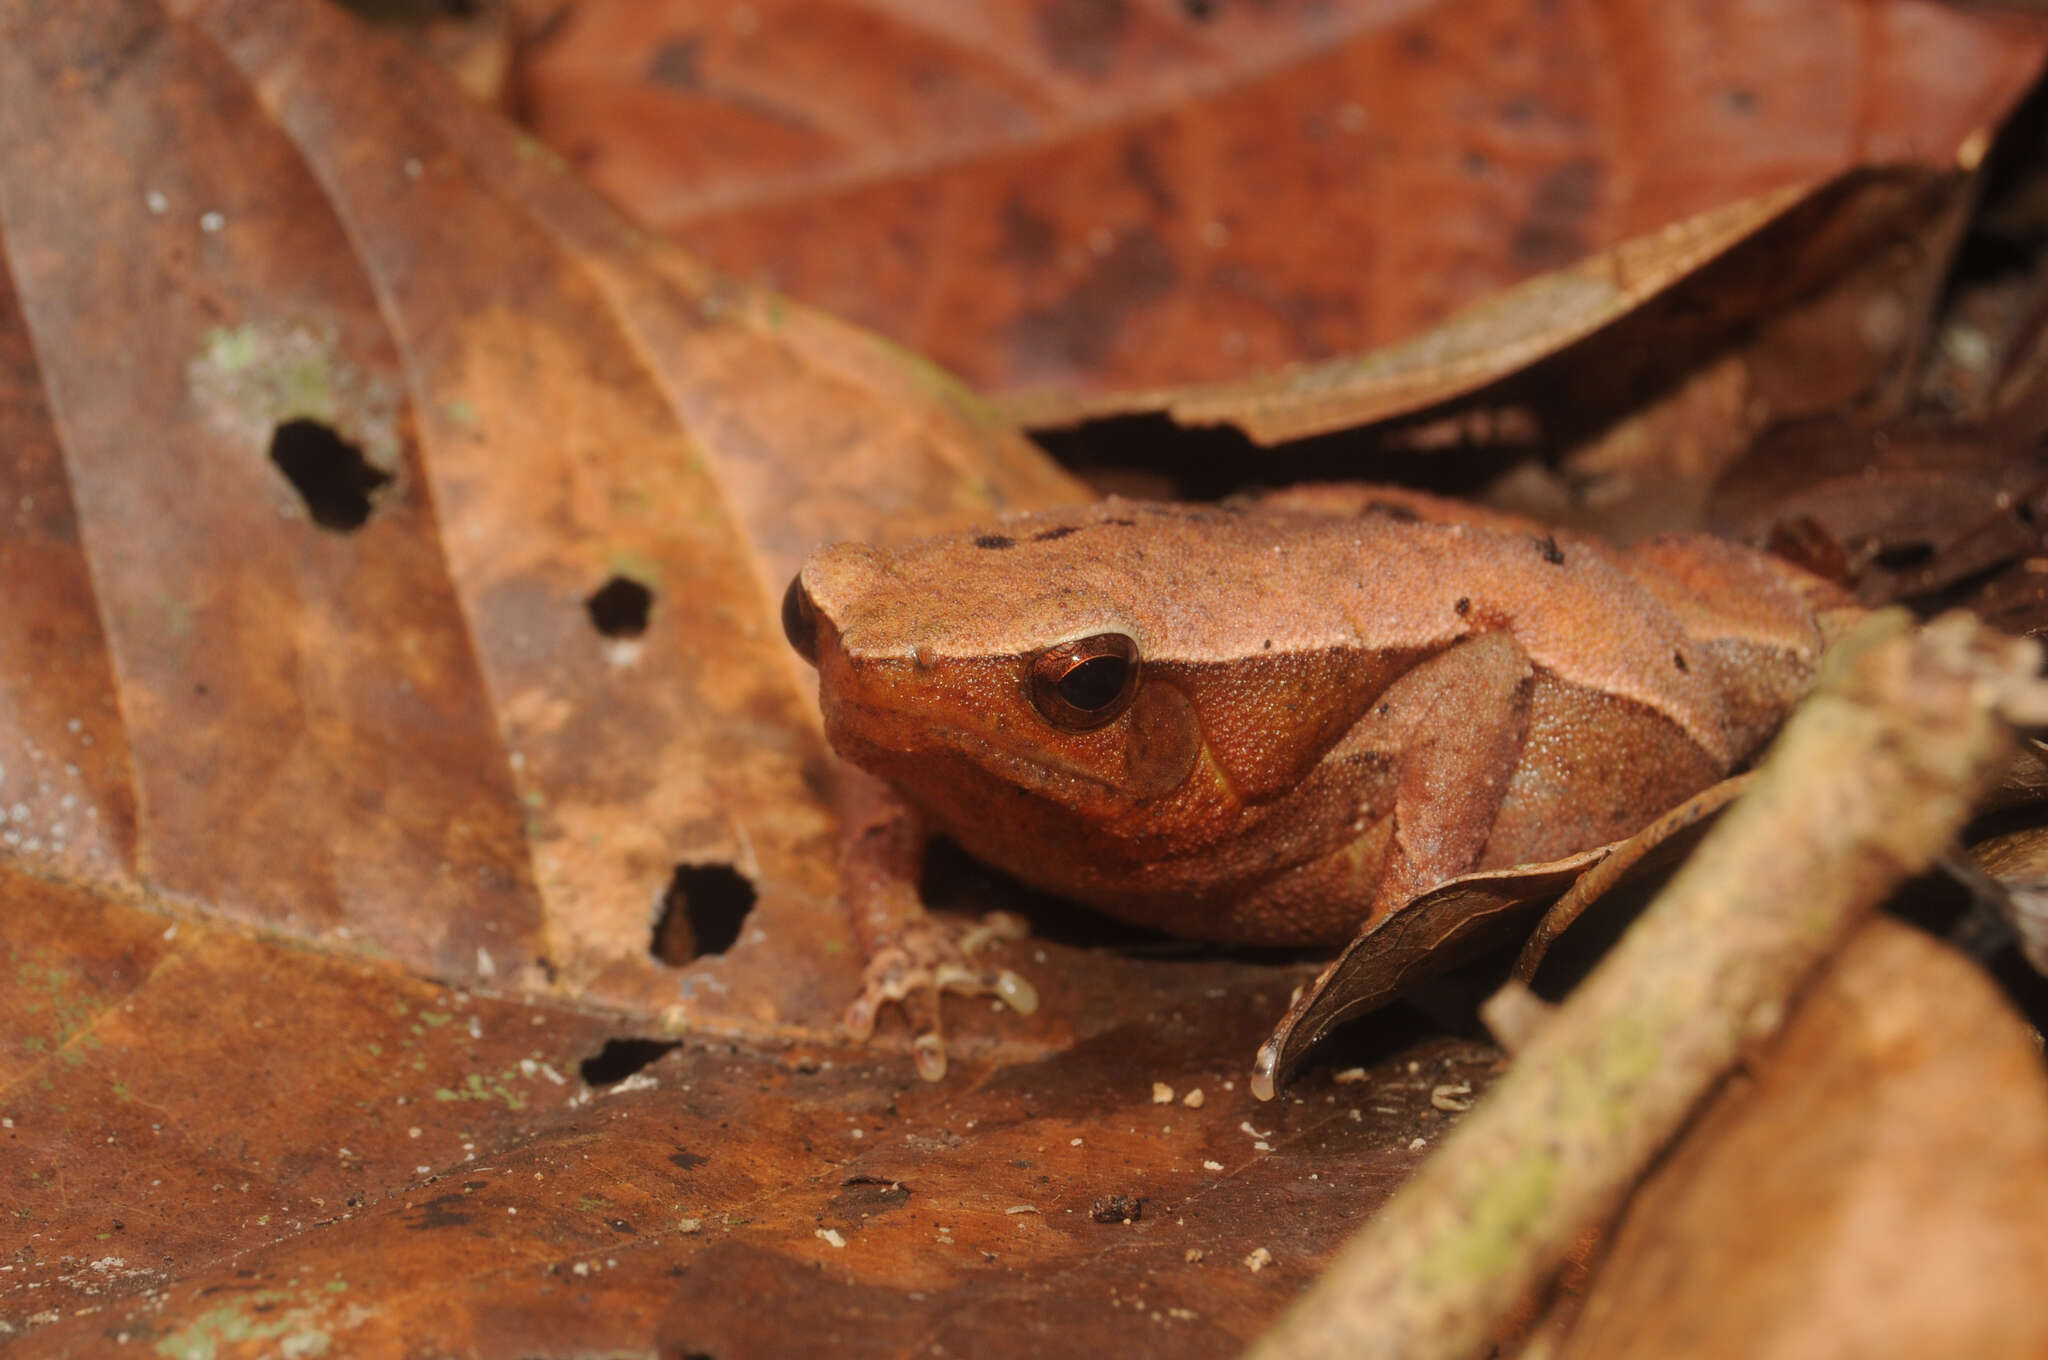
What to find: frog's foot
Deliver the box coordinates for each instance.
[843,911,1041,1081]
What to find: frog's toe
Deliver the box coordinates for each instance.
[843,913,1038,1078]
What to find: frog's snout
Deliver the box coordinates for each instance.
[782,572,820,666]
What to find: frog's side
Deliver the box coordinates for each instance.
[783,487,1848,1073]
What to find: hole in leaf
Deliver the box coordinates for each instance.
[579,1037,681,1086]
[650,863,758,964]
[586,576,654,638]
[269,418,391,531]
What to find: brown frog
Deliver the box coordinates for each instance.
[782,486,1849,1083]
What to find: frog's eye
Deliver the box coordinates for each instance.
[1029,633,1140,731]
[782,574,820,666]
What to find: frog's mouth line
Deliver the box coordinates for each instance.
[823,695,1126,801]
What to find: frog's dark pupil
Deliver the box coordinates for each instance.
[1058,655,1128,711]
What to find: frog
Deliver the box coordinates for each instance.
[780,484,1851,1083]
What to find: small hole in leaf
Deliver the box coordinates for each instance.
[578,1037,680,1086]
[269,419,391,531]
[650,863,758,964]
[587,576,654,638]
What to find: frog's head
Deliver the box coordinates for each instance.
[782,504,1211,847]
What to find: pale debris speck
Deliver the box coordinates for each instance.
[1332,1067,1368,1084]
[1202,1160,1223,1172]
[1408,1136,1427,1151]
[1004,1205,1040,1215]
[1151,1082,1174,1104]
[815,1228,846,1249]
[1183,1248,1204,1263]
[145,190,168,215]
[606,1073,659,1095]
[199,211,224,233]
[1252,1141,1271,1152]
[1169,1307,1199,1321]
[415,1165,431,1175]
[408,1127,421,1139]
[1070,1137,1083,1146]
[1182,1088,1204,1108]
[1239,1120,1272,1140]
[677,1219,702,1233]
[1244,1246,1273,1273]
[1430,1082,1475,1112]
[475,947,496,979]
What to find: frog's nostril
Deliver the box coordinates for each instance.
[782,574,820,666]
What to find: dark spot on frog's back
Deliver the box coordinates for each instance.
[975,534,1017,550]
[1363,500,1421,523]
[1032,525,1080,542]
[1534,535,1566,565]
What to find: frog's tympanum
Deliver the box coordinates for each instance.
[783,486,1846,1084]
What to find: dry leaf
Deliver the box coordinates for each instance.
[514,0,2048,404]
[1555,917,2048,1360]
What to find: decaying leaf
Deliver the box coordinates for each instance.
[1708,389,2048,607]
[2,862,1492,1356]
[0,0,1081,1048]
[513,0,2048,404]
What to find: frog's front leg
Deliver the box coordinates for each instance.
[834,766,1040,1080]
[1364,630,1536,921]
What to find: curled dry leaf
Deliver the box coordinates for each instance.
[514,0,2048,405]
[1252,774,1746,1099]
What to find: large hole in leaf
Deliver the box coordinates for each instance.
[586,576,654,638]
[269,419,392,531]
[578,1037,681,1086]
[650,863,758,964]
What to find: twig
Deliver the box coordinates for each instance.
[1245,611,2048,1360]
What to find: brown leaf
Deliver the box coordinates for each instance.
[1555,917,2048,1360]
[3,864,1494,1355]
[0,0,1079,1045]
[1708,403,2048,607]
[514,0,2048,403]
